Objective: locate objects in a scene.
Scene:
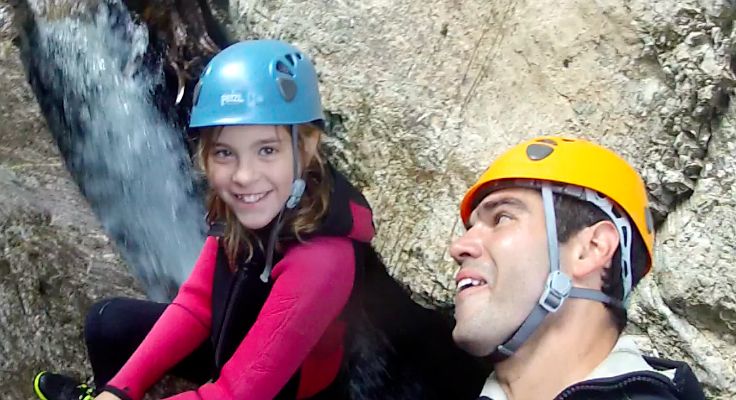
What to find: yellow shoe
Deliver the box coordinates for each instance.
[33,371,95,400]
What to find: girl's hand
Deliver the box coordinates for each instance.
[94,391,122,400]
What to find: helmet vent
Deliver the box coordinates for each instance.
[285,53,297,66]
[277,76,297,101]
[536,138,558,146]
[276,60,295,77]
[526,143,554,160]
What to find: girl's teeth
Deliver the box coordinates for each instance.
[236,192,267,203]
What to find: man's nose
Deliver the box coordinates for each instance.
[449,227,484,264]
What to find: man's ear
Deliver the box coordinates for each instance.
[569,220,620,281]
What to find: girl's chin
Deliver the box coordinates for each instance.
[233,209,281,231]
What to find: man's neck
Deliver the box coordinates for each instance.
[493,302,619,400]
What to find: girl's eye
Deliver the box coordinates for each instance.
[259,146,276,156]
[213,148,232,158]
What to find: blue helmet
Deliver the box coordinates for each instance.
[189,40,324,129]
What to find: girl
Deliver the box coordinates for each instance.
[34,39,488,400]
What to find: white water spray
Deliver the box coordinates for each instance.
[22,0,206,300]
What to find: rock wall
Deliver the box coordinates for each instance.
[1,0,734,398]
[226,0,736,397]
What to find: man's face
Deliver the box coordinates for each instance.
[451,187,551,356]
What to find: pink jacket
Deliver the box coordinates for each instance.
[105,199,375,400]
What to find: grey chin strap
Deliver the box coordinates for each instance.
[494,183,627,359]
[286,124,306,209]
[260,124,306,283]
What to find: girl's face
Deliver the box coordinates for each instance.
[207,125,301,230]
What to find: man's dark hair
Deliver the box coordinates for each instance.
[553,194,649,333]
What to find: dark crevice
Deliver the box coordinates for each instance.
[114,0,231,130]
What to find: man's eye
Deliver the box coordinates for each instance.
[493,213,512,226]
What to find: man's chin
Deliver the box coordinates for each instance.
[452,328,495,357]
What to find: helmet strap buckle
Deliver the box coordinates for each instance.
[539,270,572,313]
[286,179,306,209]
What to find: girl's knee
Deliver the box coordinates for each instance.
[84,297,126,345]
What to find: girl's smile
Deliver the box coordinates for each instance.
[206,125,297,230]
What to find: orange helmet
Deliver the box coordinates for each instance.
[460,136,654,276]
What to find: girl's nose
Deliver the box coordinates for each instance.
[232,160,258,186]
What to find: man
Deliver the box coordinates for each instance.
[451,136,705,399]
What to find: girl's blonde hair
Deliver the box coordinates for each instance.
[195,124,331,267]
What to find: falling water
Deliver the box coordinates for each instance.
[18,0,207,300]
